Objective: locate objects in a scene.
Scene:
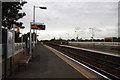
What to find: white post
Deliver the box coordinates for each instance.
[33,5,36,46]
[29,5,35,58]
[33,6,35,23]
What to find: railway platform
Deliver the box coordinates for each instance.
[8,43,107,80]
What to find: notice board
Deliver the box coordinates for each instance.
[7,30,13,58]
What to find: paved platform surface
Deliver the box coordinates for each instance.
[9,44,88,79]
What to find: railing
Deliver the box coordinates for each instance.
[14,41,35,54]
[2,42,36,57]
[14,43,25,55]
[2,43,26,58]
[14,43,25,51]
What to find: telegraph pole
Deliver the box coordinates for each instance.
[89,28,94,42]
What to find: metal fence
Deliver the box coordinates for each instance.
[14,43,26,55]
[14,43,25,52]
[2,43,26,57]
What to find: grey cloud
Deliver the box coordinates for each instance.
[19,1,118,40]
[39,0,119,2]
[75,26,80,30]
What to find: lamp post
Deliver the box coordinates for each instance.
[20,26,25,53]
[75,31,79,41]
[33,6,47,22]
[89,28,94,42]
[30,6,47,58]
[33,6,47,45]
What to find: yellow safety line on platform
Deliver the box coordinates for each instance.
[45,45,91,80]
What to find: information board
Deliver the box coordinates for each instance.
[7,30,13,58]
[31,22,45,30]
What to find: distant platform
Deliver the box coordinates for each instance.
[60,45,120,57]
[68,42,120,55]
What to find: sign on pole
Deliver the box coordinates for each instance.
[31,22,46,30]
[32,25,45,30]
[29,22,46,59]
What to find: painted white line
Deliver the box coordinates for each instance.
[45,45,111,80]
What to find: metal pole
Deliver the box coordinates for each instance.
[13,24,15,54]
[33,6,35,22]
[104,38,105,42]
[4,29,7,80]
[29,5,35,58]
[89,28,94,42]
[10,24,15,76]
[75,31,78,41]
[77,32,78,38]
[92,28,93,42]
[33,6,36,46]
[36,30,37,45]
[68,34,69,40]
[66,33,69,40]
[30,22,32,58]
[0,2,2,80]
[21,30,23,54]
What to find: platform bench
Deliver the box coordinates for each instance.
[16,56,31,71]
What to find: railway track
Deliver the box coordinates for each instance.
[46,43,120,79]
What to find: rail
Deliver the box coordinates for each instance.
[46,43,120,79]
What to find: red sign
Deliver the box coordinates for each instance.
[32,25,45,30]
[77,37,78,39]
[105,37,112,39]
[15,25,20,33]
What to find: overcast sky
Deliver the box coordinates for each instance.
[19,0,119,40]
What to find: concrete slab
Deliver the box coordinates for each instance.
[9,44,87,79]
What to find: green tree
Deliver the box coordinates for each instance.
[50,37,56,41]
[2,0,27,29]
[78,38,83,41]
